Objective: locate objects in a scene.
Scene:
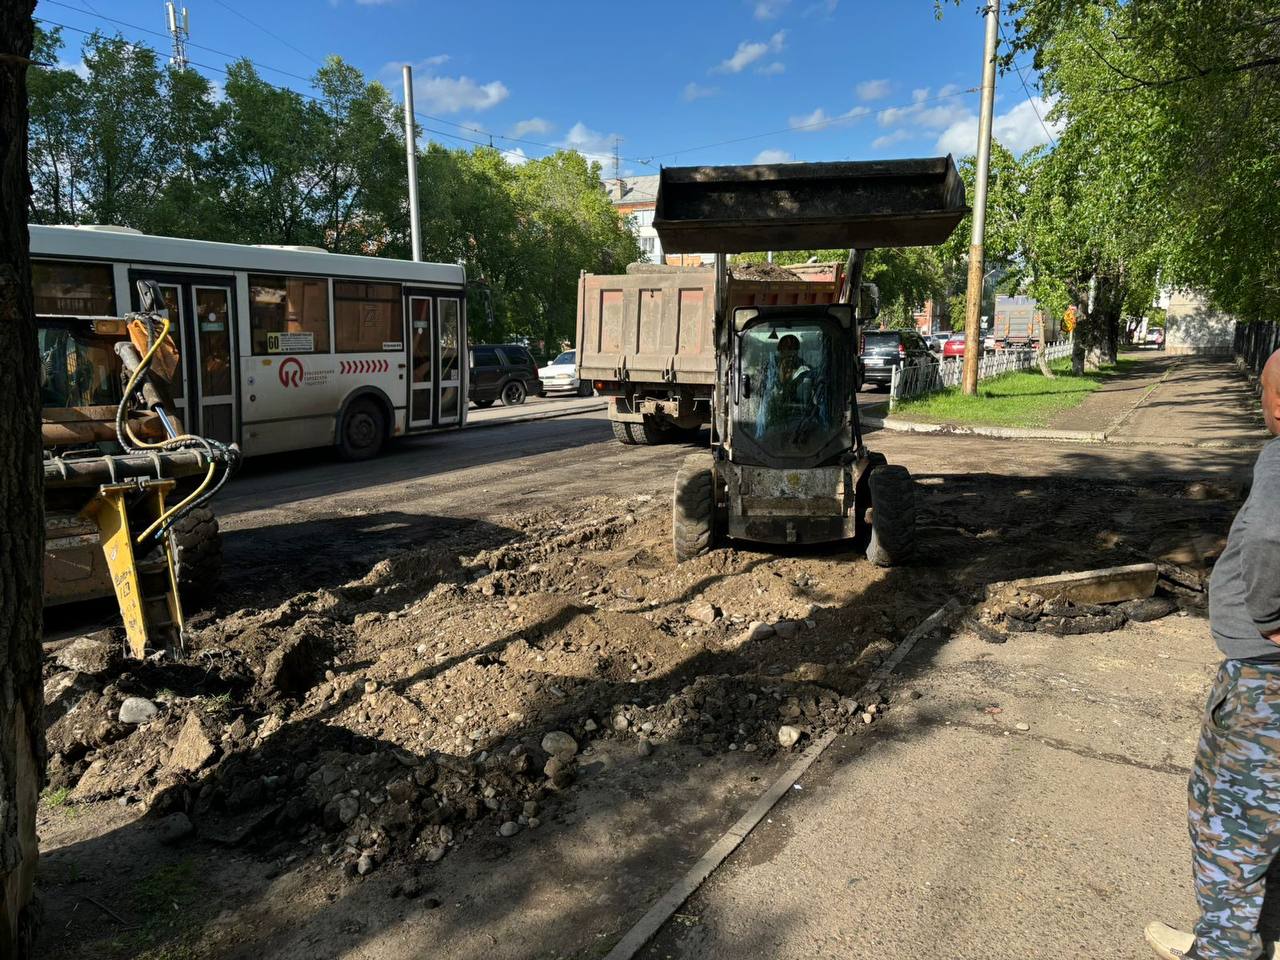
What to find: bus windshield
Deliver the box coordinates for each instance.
[734,320,850,459]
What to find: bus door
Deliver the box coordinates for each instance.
[129,271,238,444]
[405,288,464,429]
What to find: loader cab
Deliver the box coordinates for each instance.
[729,304,858,469]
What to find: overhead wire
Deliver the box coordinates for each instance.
[1000,26,1058,148]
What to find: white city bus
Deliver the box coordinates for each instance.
[31,224,469,459]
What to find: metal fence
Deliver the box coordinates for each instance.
[1235,321,1279,382]
[888,339,1074,410]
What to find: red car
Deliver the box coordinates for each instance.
[942,333,967,359]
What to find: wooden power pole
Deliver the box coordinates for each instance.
[962,0,1000,396]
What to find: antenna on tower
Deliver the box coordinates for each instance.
[165,1,190,70]
[611,137,622,183]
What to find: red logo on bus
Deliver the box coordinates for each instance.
[279,357,304,388]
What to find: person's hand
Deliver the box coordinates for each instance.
[1266,630,1280,647]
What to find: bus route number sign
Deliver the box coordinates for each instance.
[267,331,314,354]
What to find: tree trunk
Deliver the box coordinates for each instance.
[1036,342,1056,379]
[0,4,46,957]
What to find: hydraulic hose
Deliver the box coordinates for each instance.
[113,286,240,546]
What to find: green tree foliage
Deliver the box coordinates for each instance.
[734,247,949,329]
[27,28,640,354]
[1005,0,1279,323]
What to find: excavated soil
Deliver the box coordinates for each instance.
[36,469,1241,958]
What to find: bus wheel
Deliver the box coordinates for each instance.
[338,398,386,461]
[501,380,527,406]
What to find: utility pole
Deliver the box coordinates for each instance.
[165,1,189,71]
[612,137,622,183]
[961,0,999,396]
[403,65,422,262]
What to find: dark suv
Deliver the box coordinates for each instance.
[859,329,937,389]
[469,344,543,407]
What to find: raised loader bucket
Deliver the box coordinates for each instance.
[653,156,967,253]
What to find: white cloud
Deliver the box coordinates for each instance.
[423,54,450,67]
[58,59,89,79]
[871,129,912,150]
[935,96,1062,155]
[509,117,552,138]
[753,0,790,18]
[561,121,625,171]
[683,82,718,101]
[714,31,786,74]
[856,78,890,101]
[754,148,794,163]
[504,147,530,166]
[789,104,869,132]
[877,87,972,131]
[756,61,786,76]
[384,59,509,113]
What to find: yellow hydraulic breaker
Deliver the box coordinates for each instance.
[81,479,186,659]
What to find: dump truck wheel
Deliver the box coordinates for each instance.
[629,415,671,445]
[612,419,637,445]
[170,506,223,607]
[673,454,718,562]
[865,464,915,567]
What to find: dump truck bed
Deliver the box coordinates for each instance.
[576,266,842,389]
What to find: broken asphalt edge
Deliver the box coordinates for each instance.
[601,598,963,960]
[464,400,607,432]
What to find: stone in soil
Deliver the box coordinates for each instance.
[499,821,519,837]
[166,711,220,774]
[685,600,721,624]
[777,725,802,749]
[541,731,578,757]
[119,697,158,725]
[154,812,194,845]
[54,635,117,675]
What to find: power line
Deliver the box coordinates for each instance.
[39,1,657,169]
[1000,26,1058,148]
[208,0,324,68]
[33,16,544,164]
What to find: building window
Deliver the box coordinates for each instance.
[32,260,115,316]
[334,280,403,353]
[640,236,656,256]
[633,209,655,227]
[248,274,330,355]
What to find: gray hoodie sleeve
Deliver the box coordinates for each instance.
[1243,442,1280,635]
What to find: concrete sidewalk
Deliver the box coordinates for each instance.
[1108,357,1263,446]
[643,611,1221,960]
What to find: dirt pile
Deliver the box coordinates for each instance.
[730,262,803,281]
[41,494,914,877]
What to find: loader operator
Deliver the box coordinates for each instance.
[775,334,814,404]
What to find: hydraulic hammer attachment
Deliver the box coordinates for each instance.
[82,479,186,659]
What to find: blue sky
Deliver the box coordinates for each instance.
[36,0,1058,176]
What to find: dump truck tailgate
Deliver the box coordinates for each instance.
[576,270,843,388]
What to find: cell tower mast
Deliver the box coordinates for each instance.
[165,1,190,70]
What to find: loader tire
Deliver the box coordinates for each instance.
[673,454,718,562]
[612,419,638,445]
[865,464,916,567]
[170,506,223,607]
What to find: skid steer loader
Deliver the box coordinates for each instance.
[41,280,240,658]
[654,157,967,565]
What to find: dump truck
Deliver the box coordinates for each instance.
[576,262,845,445]
[647,156,967,563]
[41,282,238,658]
[993,295,1058,347]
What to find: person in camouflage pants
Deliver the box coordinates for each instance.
[1148,351,1280,960]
